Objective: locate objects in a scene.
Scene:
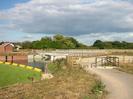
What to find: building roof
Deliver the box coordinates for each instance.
[0,43,14,47]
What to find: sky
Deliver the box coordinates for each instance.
[0,0,133,45]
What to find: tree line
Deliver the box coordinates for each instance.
[21,34,88,49]
[4,34,132,49]
[93,40,133,49]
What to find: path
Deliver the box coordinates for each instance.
[86,68,133,99]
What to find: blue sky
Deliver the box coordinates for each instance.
[0,0,133,45]
[0,0,29,10]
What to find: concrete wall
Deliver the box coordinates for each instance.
[77,57,96,67]
[28,55,42,62]
[28,54,67,62]
[5,45,14,53]
[51,55,67,61]
[0,44,14,54]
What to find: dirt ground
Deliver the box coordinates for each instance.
[86,68,133,99]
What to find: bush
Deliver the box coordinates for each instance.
[91,80,105,95]
[48,59,67,74]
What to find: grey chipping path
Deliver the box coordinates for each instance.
[86,68,133,99]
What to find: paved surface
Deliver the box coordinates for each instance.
[86,68,133,99]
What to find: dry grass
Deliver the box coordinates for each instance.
[0,60,106,99]
[118,63,133,74]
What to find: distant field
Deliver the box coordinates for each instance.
[0,64,41,87]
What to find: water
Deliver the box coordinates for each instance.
[5,59,46,72]
[28,61,45,72]
[1,55,46,71]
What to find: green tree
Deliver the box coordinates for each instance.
[93,40,104,49]
[40,37,53,48]
[112,41,122,49]
[20,37,133,49]
[22,41,32,49]
[53,34,64,41]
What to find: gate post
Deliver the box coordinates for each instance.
[95,57,97,67]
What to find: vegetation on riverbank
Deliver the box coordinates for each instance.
[0,64,41,87]
[0,59,106,99]
[118,63,133,74]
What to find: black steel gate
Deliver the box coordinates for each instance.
[94,56,119,67]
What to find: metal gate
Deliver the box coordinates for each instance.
[93,56,119,67]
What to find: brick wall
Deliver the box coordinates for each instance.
[0,55,28,65]
[5,45,14,53]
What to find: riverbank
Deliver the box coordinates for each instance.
[117,63,133,74]
[0,59,106,99]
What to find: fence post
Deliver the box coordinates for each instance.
[5,55,8,62]
[95,57,97,67]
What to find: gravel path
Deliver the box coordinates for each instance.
[86,68,133,99]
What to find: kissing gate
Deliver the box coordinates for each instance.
[94,56,119,67]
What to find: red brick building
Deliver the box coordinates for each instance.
[0,43,14,54]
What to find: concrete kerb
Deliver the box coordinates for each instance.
[0,61,42,73]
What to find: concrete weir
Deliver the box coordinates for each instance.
[28,53,68,62]
[27,50,133,68]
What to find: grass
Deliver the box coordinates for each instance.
[91,80,105,95]
[0,59,106,99]
[0,64,41,87]
[118,63,133,74]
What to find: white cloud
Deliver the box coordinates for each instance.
[23,34,33,39]
[0,0,133,43]
[76,32,133,45]
[128,33,133,37]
